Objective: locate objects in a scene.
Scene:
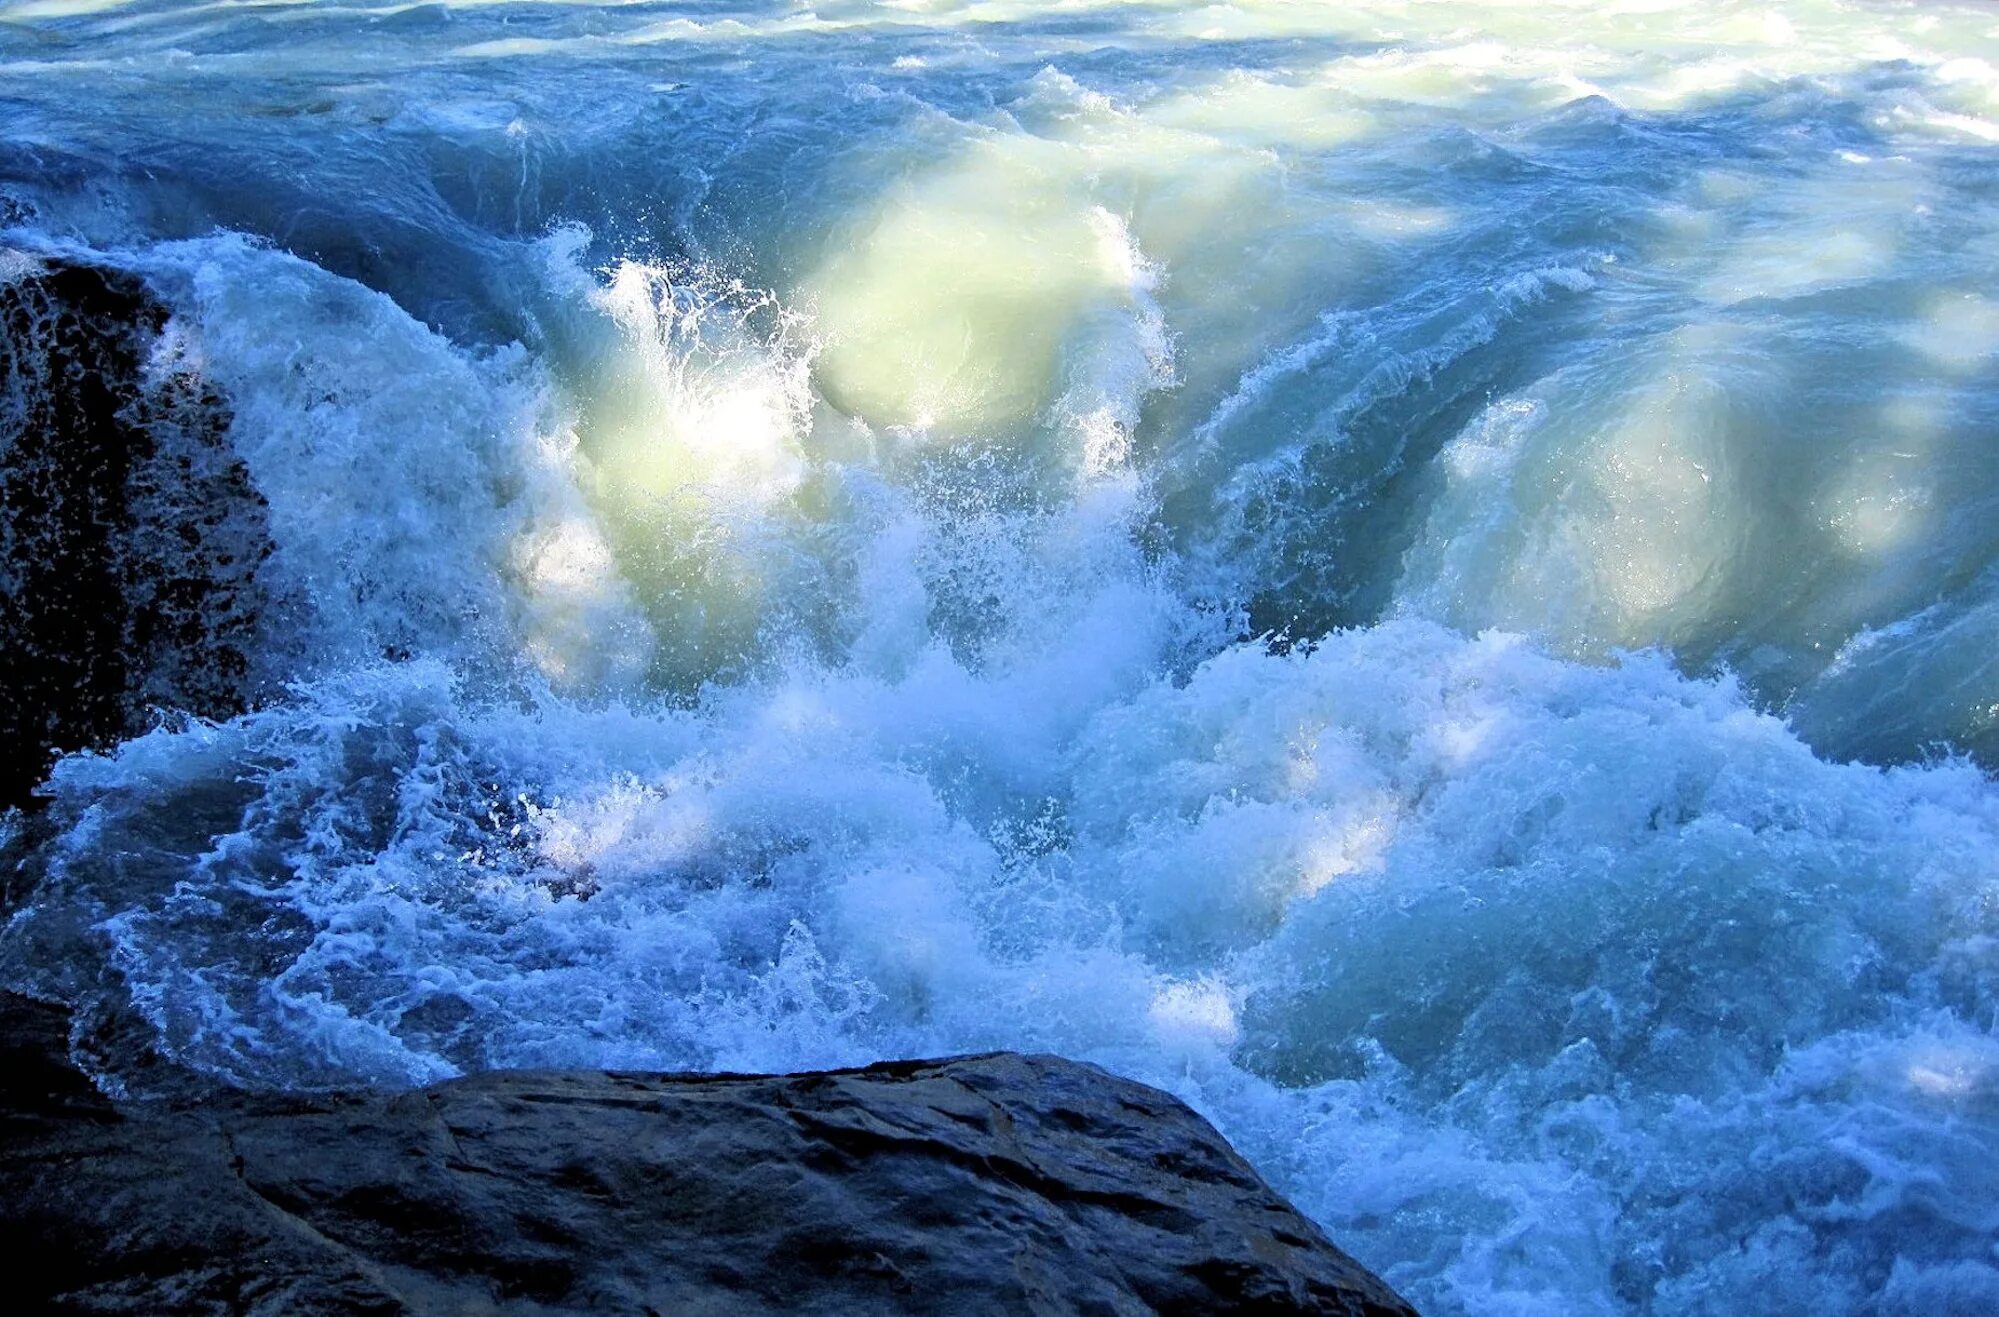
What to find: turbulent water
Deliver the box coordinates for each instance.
[4,0,1999,1310]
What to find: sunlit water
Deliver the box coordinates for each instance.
[4,2,1999,1310]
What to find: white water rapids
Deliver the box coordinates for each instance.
[3,2,1999,1310]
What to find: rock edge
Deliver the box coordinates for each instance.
[1,993,1415,1315]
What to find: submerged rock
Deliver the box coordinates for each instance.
[0,996,1413,1315]
[0,253,270,811]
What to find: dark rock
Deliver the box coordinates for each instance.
[0,996,1415,1315]
[0,253,270,812]
[0,990,119,1128]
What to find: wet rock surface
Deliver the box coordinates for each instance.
[0,253,269,811]
[0,993,1415,1315]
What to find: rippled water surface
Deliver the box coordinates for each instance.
[4,2,1999,1311]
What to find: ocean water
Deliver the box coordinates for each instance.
[3,1,1999,1310]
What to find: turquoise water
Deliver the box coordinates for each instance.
[4,2,1998,1310]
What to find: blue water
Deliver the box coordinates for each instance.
[4,2,1999,1310]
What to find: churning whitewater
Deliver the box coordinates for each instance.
[3,0,1999,1310]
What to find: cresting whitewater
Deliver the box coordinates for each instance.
[2,0,1998,1310]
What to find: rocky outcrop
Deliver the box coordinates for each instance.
[0,254,269,810]
[0,994,1414,1315]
